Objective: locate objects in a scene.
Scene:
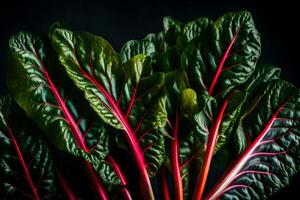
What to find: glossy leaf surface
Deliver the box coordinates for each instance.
[0,96,56,200]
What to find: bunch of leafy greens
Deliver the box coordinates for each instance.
[1,11,299,200]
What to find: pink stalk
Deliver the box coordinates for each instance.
[208,29,240,96]
[107,155,132,200]
[82,70,154,200]
[45,74,108,199]
[192,97,230,200]
[84,161,108,200]
[57,170,77,200]
[33,51,108,200]
[159,167,171,200]
[171,110,183,200]
[7,126,40,200]
[204,98,290,200]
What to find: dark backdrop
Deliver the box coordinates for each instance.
[1,0,299,199]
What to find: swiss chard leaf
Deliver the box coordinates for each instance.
[164,71,202,200]
[0,96,56,200]
[205,80,300,200]
[234,64,281,154]
[182,11,261,97]
[7,32,109,164]
[194,91,246,152]
[120,38,156,63]
[192,90,247,200]
[7,32,116,200]
[51,28,168,199]
[176,17,212,52]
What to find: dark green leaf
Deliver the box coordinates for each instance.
[7,32,113,184]
[0,96,56,199]
[206,80,300,200]
[182,11,261,97]
[52,29,167,177]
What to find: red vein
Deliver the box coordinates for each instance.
[159,167,171,200]
[180,148,202,170]
[125,83,139,118]
[208,29,240,96]
[57,170,77,200]
[192,96,230,200]
[84,161,108,200]
[142,143,155,154]
[221,62,242,72]
[234,170,274,181]
[33,49,88,153]
[42,68,88,152]
[204,98,291,200]
[81,69,154,200]
[7,126,40,200]
[33,50,108,200]
[171,110,183,200]
[107,155,132,200]
[222,184,250,194]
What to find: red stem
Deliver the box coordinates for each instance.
[192,96,230,200]
[82,70,154,200]
[204,98,290,200]
[171,110,183,200]
[107,155,132,200]
[84,161,109,200]
[42,68,88,152]
[7,127,40,200]
[57,170,77,200]
[33,51,108,199]
[159,167,171,200]
[208,29,239,96]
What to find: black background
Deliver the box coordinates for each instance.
[1,0,299,199]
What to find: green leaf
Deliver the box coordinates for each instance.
[182,11,261,97]
[177,17,212,50]
[234,64,281,154]
[193,91,246,151]
[0,96,56,199]
[179,88,199,116]
[52,29,167,178]
[179,130,205,199]
[206,80,300,200]
[120,38,156,63]
[7,32,112,183]
[163,16,182,32]
[239,63,281,92]
[164,71,203,200]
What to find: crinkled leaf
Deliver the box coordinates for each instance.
[234,64,281,154]
[177,17,212,51]
[179,130,205,199]
[193,91,246,151]
[206,80,300,200]
[239,63,281,92]
[120,39,156,63]
[7,32,112,183]
[182,11,261,97]
[52,29,167,177]
[0,96,56,199]
[164,71,203,200]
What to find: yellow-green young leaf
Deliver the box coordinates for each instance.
[180,88,199,116]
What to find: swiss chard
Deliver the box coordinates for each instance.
[2,10,299,200]
[0,96,56,200]
[51,29,167,200]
